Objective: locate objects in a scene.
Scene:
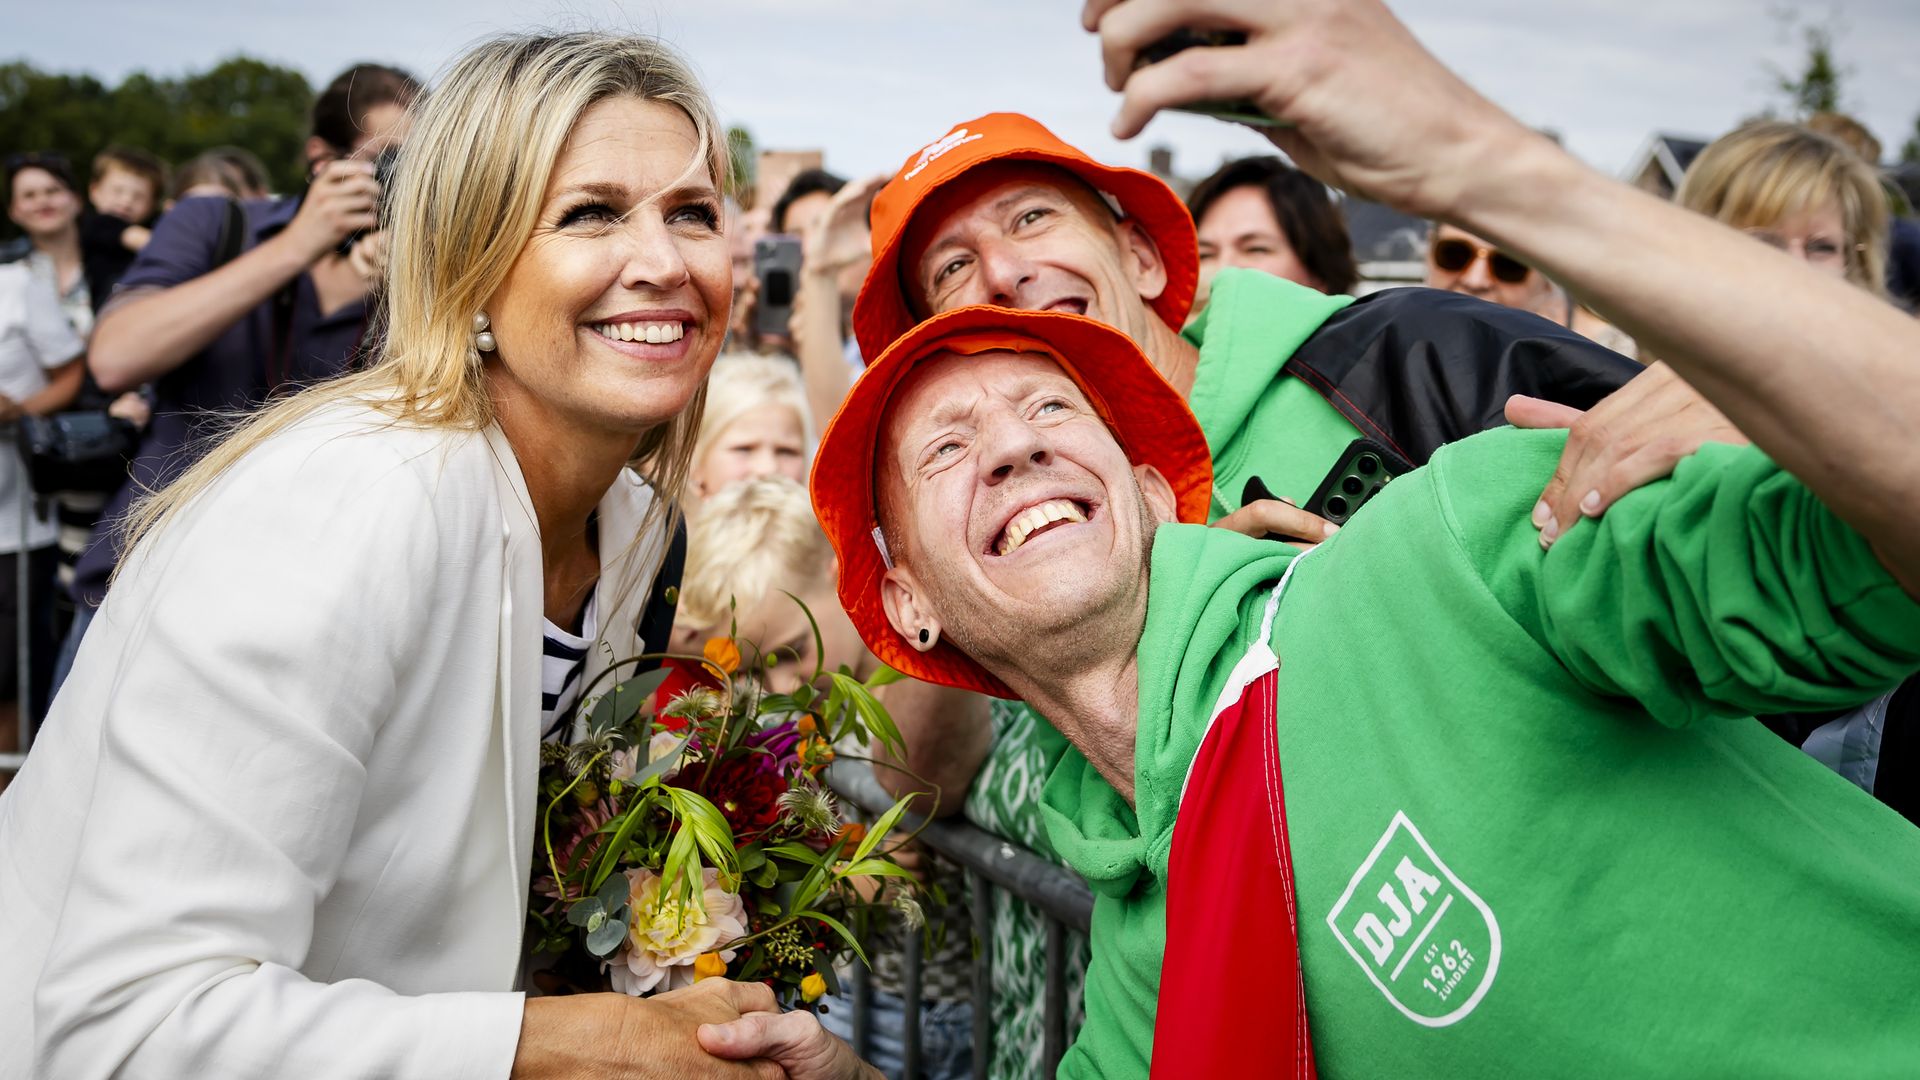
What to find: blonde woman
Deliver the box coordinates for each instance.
[688,353,813,501]
[0,32,865,1080]
[1678,120,1890,298]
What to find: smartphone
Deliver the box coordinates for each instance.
[1302,438,1410,526]
[753,234,804,339]
[1133,31,1293,129]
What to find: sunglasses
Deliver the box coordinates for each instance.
[1429,238,1531,284]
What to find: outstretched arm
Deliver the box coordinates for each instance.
[1087,0,1920,593]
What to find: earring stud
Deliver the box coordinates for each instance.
[918,629,930,644]
[473,312,496,353]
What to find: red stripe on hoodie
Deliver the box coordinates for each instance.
[1150,666,1315,1079]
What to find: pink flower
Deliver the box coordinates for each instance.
[606,866,747,995]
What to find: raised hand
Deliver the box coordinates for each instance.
[1506,363,1748,548]
[283,159,380,266]
[1084,0,1533,221]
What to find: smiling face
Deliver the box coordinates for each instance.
[1425,223,1556,314]
[902,162,1169,347]
[691,404,808,497]
[8,167,81,242]
[874,350,1175,671]
[1195,183,1321,301]
[484,95,730,445]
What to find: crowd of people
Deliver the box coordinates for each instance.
[1,0,1918,1077]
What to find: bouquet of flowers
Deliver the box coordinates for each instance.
[526,603,922,1006]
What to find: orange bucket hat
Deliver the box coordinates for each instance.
[811,305,1212,698]
[852,112,1199,363]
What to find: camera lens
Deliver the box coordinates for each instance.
[1357,454,1380,476]
[1326,496,1349,519]
[1342,476,1364,496]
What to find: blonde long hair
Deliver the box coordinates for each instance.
[691,354,815,487]
[1677,120,1889,297]
[121,31,729,561]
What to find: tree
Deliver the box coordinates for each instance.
[0,56,315,215]
[1767,9,1851,119]
[1903,112,1920,164]
[726,124,757,204]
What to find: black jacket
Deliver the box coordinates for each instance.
[1284,286,1638,468]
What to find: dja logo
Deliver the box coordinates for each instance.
[1326,812,1501,1027]
[904,127,985,181]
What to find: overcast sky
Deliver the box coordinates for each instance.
[14,1,1920,183]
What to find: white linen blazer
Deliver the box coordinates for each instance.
[0,402,674,1079]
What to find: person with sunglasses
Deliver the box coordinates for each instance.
[1426,223,1637,359]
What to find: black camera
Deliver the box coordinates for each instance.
[333,146,401,256]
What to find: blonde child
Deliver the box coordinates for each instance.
[688,354,811,502]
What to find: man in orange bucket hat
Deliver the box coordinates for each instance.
[810,303,1920,1079]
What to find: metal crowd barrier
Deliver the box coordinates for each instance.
[829,761,1094,1080]
[0,469,35,777]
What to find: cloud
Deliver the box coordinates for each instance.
[9,0,1918,184]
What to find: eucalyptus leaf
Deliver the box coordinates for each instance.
[565,897,605,927]
[595,871,631,910]
[587,915,628,956]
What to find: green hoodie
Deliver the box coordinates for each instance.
[1044,426,1920,1078]
[1182,268,1359,515]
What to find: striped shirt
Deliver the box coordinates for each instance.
[540,516,686,742]
[541,594,597,737]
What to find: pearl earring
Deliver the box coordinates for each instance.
[472,312,497,353]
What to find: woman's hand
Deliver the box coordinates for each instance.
[699,1007,885,1080]
[512,981,784,1079]
[1505,362,1747,547]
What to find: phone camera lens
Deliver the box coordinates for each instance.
[1341,476,1364,496]
[1326,496,1349,518]
[1357,455,1380,476]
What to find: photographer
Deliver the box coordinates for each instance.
[64,63,419,669]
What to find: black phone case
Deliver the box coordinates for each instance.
[1301,437,1410,525]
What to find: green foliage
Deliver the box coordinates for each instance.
[1902,113,1920,164]
[726,124,756,200]
[1766,9,1850,119]
[0,56,314,205]
[531,598,931,1001]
